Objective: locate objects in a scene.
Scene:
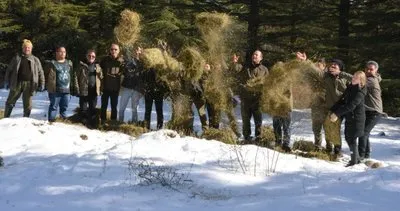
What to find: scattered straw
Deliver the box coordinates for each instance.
[178,47,205,81]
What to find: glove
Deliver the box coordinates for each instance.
[330,113,338,122]
[38,85,45,92]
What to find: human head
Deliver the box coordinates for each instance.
[86,49,96,64]
[22,39,33,56]
[365,60,379,77]
[252,50,263,65]
[55,46,67,61]
[110,43,120,59]
[134,46,142,59]
[328,59,344,76]
[351,71,367,88]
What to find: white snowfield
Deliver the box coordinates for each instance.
[0,89,400,211]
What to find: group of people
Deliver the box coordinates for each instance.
[3,39,384,166]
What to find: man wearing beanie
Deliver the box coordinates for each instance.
[323,59,353,157]
[4,39,45,118]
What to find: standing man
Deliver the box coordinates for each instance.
[74,49,103,128]
[238,50,269,143]
[4,39,44,118]
[323,59,352,156]
[44,46,74,122]
[119,46,144,123]
[359,61,383,159]
[100,43,124,123]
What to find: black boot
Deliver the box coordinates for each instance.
[4,105,13,118]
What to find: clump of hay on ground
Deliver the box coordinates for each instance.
[100,120,148,137]
[255,126,276,148]
[114,9,141,46]
[292,140,316,152]
[202,127,237,145]
[0,109,4,119]
[178,47,205,81]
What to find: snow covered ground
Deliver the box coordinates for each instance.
[0,89,400,211]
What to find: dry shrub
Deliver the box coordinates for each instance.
[178,47,205,81]
[202,127,237,145]
[166,94,193,134]
[114,9,141,46]
[292,140,315,152]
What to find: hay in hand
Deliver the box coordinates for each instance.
[114,9,141,47]
[178,47,205,81]
[202,127,237,145]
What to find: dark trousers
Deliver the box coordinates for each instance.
[241,100,262,140]
[359,111,381,158]
[5,81,33,117]
[101,90,119,121]
[144,92,164,130]
[346,136,360,164]
[273,114,291,146]
[79,89,97,127]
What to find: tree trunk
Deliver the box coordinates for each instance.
[338,0,350,65]
[246,0,260,64]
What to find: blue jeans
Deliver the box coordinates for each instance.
[48,93,70,122]
[119,87,142,122]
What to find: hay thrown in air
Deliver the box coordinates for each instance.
[261,59,322,116]
[141,48,180,74]
[166,94,193,134]
[202,127,237,145]
[196,12,231,35]
[114,9,141,47]
[178,47,205,81]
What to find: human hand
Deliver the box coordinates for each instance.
[296,52,307,61]
[330,113,338,122]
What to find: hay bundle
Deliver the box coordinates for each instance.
[292,140,316,152]
[178,47,205,81]
[114,9,141,46]
[101,121,148,137]
[202,127,237,145]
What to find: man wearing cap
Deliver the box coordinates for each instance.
[323,59,353,156]
[4,39,45,118]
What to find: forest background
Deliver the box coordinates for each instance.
[0,0,399,116]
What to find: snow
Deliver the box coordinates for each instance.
[0,89,400,210]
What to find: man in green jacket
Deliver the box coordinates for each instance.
[4,39,45,118]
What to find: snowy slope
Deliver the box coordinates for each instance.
[1,89,400,211]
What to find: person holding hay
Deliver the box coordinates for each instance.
[4,39,45,118]
[238,50,269,143]
[100,43,124,123]
[74,49,103,128]
[297,53,352,156]
[119,46,144,124]
[330,71,367,166]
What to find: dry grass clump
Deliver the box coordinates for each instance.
[0,109,4,119]
[202,127,237,145]
[257,126,276,148]
[141,48,181,74]
[292,140,316,152]
[178,47,205,81]
[114,9,141,46]
[296,151,331,161]
[100,120,148,137]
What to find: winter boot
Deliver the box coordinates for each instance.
[4,105,13,118]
